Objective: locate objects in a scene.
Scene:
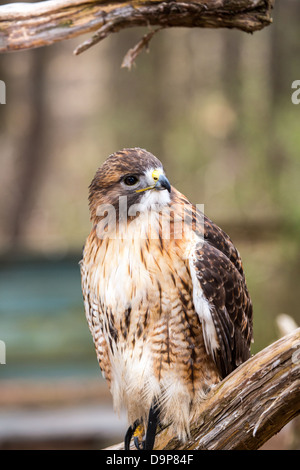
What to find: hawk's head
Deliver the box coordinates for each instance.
[89,148,171,222]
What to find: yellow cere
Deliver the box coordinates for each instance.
[152,169,161,181]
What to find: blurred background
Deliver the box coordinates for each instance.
[0,0,299,450]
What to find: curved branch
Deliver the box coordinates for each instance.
[0,0,275,55]
[105,328,300,450]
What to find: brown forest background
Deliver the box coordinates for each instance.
[0,0,299,449]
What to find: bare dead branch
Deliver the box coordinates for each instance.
[0,0,275,55]
[105,328,300,450]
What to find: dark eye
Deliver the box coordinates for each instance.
[124,175,139,186]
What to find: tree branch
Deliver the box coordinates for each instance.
[105,328,300,450]
[0,0,275,56]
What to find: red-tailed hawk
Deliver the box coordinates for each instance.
[80,148,253,450]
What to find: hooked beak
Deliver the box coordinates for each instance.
[155,174,171,193]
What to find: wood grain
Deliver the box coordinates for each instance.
[105,328,300,450]
[0,0,275,54]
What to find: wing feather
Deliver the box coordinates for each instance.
[190,213,253,378]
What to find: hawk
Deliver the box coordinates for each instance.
[80,148,253,450]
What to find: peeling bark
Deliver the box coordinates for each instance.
[0,0,274,55]
[105,328,300,450]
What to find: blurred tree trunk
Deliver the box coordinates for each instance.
[8,47,48,249]
[221,30,242,109]
[269,0,284,111]
[266,0,288,191]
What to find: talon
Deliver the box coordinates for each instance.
[124,419,141,450]
[124,404,159,450]
[144,403,160,450]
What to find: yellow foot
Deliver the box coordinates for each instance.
[133,423,145,450]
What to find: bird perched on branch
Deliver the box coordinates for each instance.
[80,148,253,450]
